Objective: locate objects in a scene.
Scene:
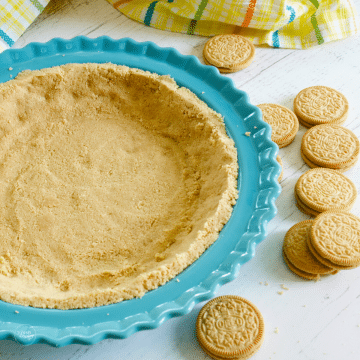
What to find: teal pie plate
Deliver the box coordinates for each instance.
[0,36,281,347]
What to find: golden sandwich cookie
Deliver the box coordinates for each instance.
[196,295,264,360]
[301,124,359,171]
[294,86,349,127]
[257,103,299,148]
[203,34,255,73]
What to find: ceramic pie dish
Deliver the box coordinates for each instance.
[0,36,281,347]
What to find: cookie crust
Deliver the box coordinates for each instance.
[0,63,238,309]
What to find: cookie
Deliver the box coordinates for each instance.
[203,57,243,74]
[283,220,335,276]
[300,148,356,172]
[277,155,283,182]
[294,86,349,127]
[306,234,355,270]
[301,124,359,170]
[294,191,320,217]
[295,168,357,215]
[196,295,264,360]
[282,249,320,280]
[309,211,360,268]
[257,104,299,148]
[297,115,315,129]
[203,35,255,73]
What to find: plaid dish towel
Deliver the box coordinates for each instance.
[0,0,50,52]
[0,0,358,51]
[108,0,359,49]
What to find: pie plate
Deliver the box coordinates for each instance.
[0,36,281,347]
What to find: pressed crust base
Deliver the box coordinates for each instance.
[0,63,238,309]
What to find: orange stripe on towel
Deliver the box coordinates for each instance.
[113,0,133,8]
[241,0,257,28]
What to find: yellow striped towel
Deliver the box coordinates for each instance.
[107,0,359,49]
[0,0,358,52]
[0,0,50,52]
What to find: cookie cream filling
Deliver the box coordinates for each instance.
[0,63,238,309]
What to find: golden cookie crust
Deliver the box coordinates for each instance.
[203,34,255,71]
[0,63,238,309]
[196,295,264,360]
[294,86,349,126]
[283,221,335,274]
[309,211,360,267]
[295,168,357,213]
[257,104,299,147]
[301,124,359,169]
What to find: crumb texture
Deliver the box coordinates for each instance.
[0,63,238,309]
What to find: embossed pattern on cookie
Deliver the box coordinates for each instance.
[283,220,335,275]
[295,168,357,213]
[294,86,349,126]
[306,234,355,270]
[196,295,264,360]
[258,104,299,148]
[203,34,255,72]
[310,211,360,267]
[301,124,359,168]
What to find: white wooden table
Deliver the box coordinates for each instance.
[1,1,360,359]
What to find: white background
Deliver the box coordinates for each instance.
[0,0,360,359]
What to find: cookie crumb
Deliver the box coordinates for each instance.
[259,282,263,285]
[264,281,268,286]
[202,92,205,94]
[8,67,13,71]
[15,310,19,314]
[176,278,180,282]
[9,75,12,78]
[274,327,279,334]
[254,126,257,129]
[281,284,289,290]
[62,54,65,57]
[245,132,251,136]
[277,291,283,295]
[107,313,109,316]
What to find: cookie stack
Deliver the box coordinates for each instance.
[306,211,360,270]
[283,211,360,279]
[294,168,357,217]
[294,86,349,128]
[283,220,337,280]
[301,124,359,172]
[203,34,255,73]
[196,295,265,360]
[257,103,299,148]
